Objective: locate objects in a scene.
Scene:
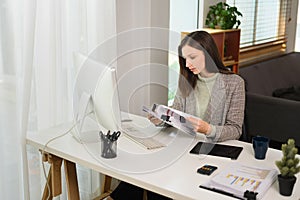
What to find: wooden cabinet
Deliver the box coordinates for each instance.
[181,28,240,73]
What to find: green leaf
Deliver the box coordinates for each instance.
[217,2,223,9]
[281,166,289,176]
[287,159,294,167]
[208,22,215,29]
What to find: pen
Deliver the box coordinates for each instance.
[121,119,132,122]
[199,185,244,200]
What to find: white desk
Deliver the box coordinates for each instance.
[26,122,300,200]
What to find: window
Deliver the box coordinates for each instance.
[227,0,292,65]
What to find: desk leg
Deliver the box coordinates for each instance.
[42,165,53,200]
[64,160,80,200]
[41,153,63,199]
[102,175,112,195]
[93,175,112,200]
[50,155,63,196]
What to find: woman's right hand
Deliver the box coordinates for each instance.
[147,114,163,126]
[186,117,211,135]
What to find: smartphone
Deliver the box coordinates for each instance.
[197,165,218,175]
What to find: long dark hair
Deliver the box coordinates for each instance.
[178,31,232,97]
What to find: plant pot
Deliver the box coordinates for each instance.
[277,174,297,196]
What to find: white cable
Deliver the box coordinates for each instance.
[41,111,93,200]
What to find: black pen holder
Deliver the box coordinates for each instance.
[100,134,117,159]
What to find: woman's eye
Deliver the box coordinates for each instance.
[190,56,196,60]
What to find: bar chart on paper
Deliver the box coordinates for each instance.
[201,163,278,199]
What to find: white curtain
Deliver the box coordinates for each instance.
[0,0,116,199]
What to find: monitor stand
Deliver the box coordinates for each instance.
[73,92,100,143]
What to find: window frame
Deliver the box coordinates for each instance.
[226,0,291,67]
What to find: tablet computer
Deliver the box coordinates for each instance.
[189,142,243,160]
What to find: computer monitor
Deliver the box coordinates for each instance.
[72,52,121,143]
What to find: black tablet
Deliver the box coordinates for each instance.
[190,142,243,160]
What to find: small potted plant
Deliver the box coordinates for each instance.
[275,139,300,196]
[205,2,242,30]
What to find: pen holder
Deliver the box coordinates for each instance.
[100,133,117,159]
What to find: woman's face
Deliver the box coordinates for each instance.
[181,45,205,75]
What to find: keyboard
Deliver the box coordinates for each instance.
[124,134,166,150]
[121,123,166,150]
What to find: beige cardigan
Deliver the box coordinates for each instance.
[172,73,245,142]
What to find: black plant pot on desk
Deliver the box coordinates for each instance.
[277,175,296,196]
[275,139,300,197]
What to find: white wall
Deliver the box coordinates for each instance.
[116,0,169,115]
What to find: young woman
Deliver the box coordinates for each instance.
[107,30,245,200]
[172,30,245,141]
[150,30,245,142]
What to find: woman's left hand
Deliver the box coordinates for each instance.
[187,117,211,135]
[147,114,163,126]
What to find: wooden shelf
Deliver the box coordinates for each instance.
[181,28,241,73]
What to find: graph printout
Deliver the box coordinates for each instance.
[202,163,277,200]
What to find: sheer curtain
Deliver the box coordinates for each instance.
[0,0,116,199]
[0,0,36,199]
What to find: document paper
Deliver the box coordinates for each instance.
[201,163,277,200]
